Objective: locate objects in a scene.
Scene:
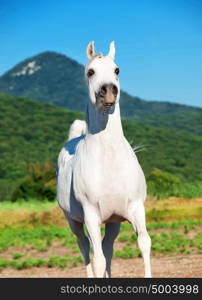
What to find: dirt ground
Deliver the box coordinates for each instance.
[0,254,201,278]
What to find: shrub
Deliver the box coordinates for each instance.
[147,168,181,199]
[11,161,56,201]
[172,182,202,198]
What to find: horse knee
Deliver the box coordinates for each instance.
[138,231,151,253]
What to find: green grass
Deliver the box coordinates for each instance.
[0,226,76,252]
[115,245,140,259]
[0,257,45,270]
[0,220,201,270]
[0,255,83,270]
[2,225,200,269]
[116,220,202,258]
[0,220,201,253]
[47,255,83,268]
[13,253,24,260]
[0,199,57,211]
[116,231,202,258]
[120,219,202,231]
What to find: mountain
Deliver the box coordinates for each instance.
[0,52,87,112]
[0,51,201,119]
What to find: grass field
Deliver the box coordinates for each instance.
[0,197,201,274]
[0,220,201,271]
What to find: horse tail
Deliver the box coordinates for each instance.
[68,120,87,141]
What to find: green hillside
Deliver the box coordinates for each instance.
[0,93,83,181]
[123,119,202,181]
[136,111,202,137]
[1,93,202,194]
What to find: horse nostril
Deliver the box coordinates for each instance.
[112,84,118,96]
[100,85,107,96]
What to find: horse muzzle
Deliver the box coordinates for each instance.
[96,83,118,108]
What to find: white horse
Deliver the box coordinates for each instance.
[57,41,151,278]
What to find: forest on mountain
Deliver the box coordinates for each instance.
[1,93,202,201]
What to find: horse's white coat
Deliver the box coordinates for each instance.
[67,120,86,141]
[57,41,151,278]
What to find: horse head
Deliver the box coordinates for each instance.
[85,41,120,112]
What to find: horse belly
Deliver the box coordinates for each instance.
[97,192,131,222]
[104,214,127,224]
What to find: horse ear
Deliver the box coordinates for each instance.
[87,41,95,59]
[108,41,115,60]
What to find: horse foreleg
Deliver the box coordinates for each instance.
[128,201,152,278]
[84,206,106,278]
[102,222,120,277]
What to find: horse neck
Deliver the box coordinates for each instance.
[86,102,124,141]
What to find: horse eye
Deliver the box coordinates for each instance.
[87,69,95,77]
[115,67,120,75]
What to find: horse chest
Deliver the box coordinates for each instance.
[73,142,141,205]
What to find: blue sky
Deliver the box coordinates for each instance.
[0,0,202,107]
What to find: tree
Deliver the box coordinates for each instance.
[11,161,56,201]
[147,168,181,199]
